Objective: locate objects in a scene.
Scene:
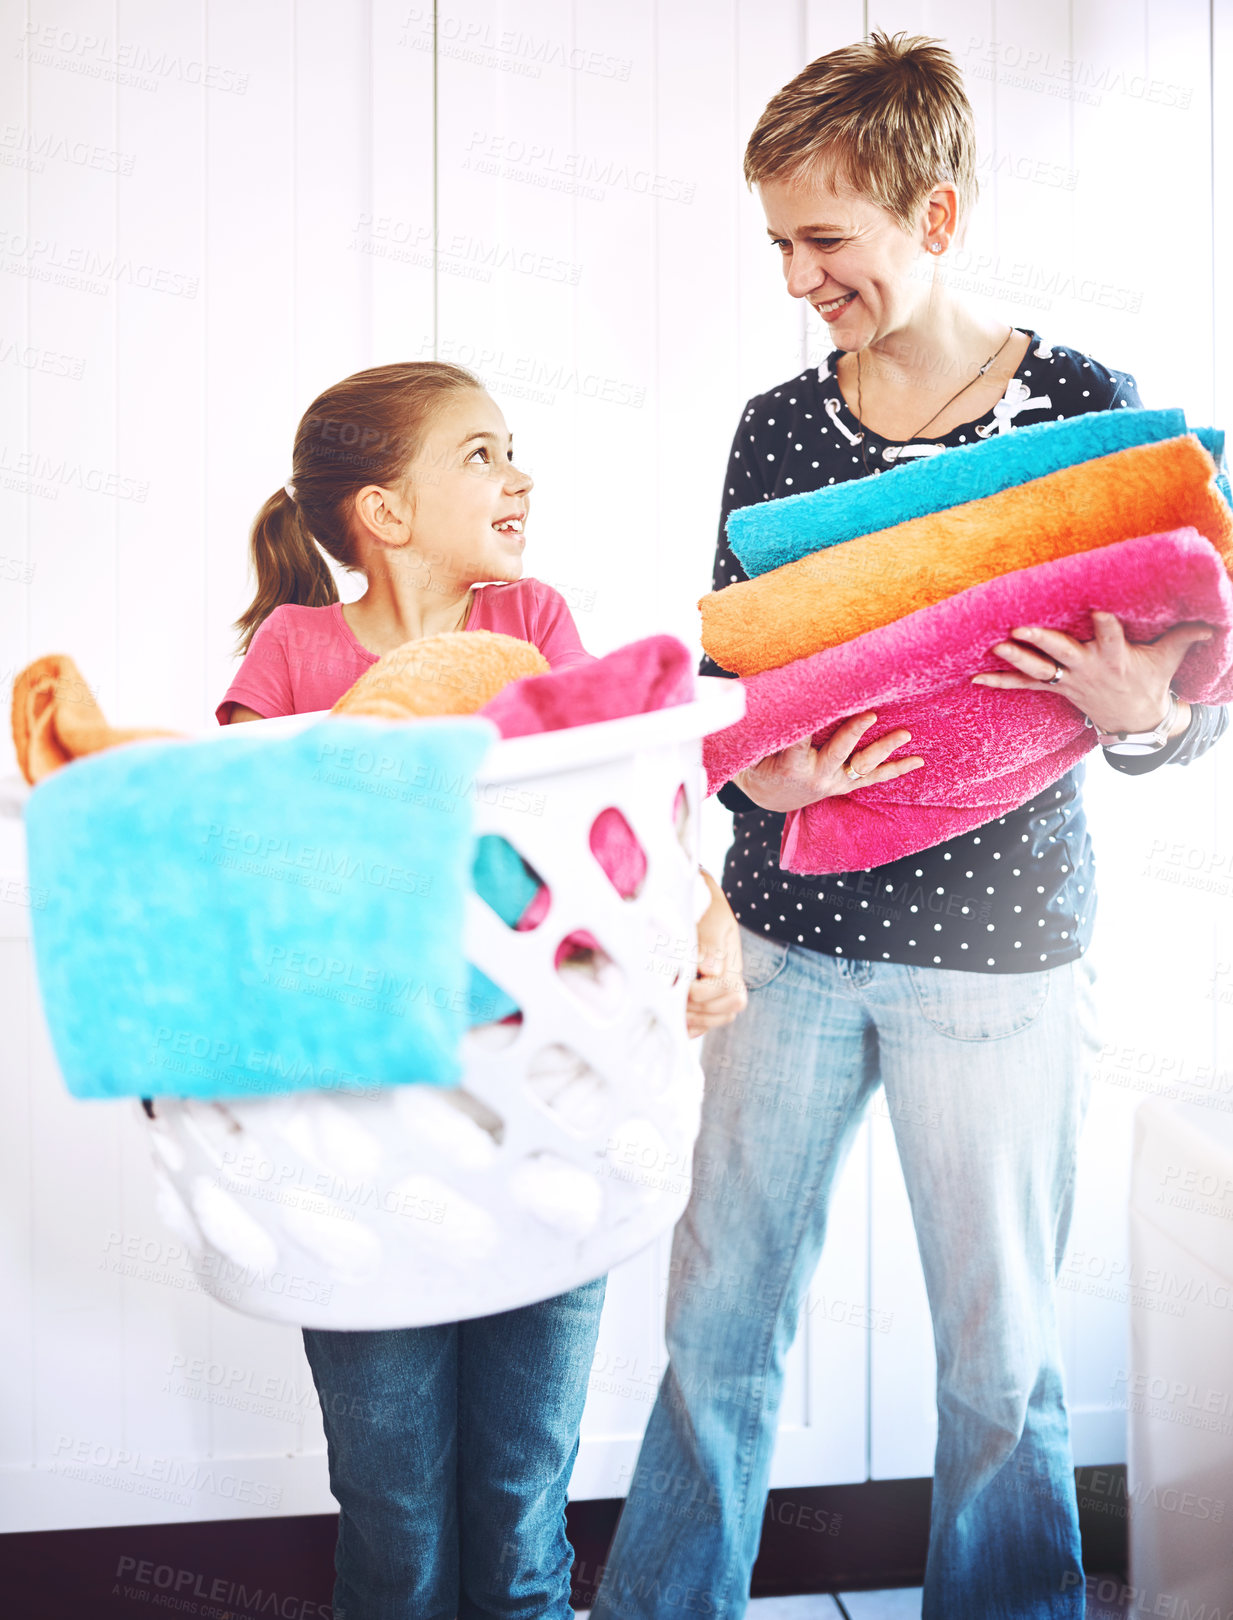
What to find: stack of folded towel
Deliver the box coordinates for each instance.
[700,410,1233,874]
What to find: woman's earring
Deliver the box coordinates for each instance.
[930,240,945,255]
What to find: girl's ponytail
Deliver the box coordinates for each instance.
[234,487,340,652]
[235,361,481,653]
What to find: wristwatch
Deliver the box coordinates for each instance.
[1085,690,1180,756]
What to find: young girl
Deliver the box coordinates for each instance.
[218,361,746,1620]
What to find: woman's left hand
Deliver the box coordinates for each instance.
[686,870,748,1039]
[972,611,1212,736]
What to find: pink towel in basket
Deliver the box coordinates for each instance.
[479,633,696,739]
[701,529,1233,875]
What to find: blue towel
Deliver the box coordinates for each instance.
[468,834,542,1022]
[1194,427,1233,508]
[726,407,1191,577]
[26,718,495,1101]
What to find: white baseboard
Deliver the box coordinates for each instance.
[0,1450,336,1534]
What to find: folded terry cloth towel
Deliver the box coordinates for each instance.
[699,528,1233,874]
[479,633,695,738]
[700,435,1233,677]
[333,630,549,719]
[25,718,495,1100]
[727,407,1190,576]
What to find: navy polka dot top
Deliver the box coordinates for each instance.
[703,329,1209,974]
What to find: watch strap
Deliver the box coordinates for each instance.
[1089,690,1178,751]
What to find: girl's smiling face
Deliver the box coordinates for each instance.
[354,388,533,585]
[758,169,953,352]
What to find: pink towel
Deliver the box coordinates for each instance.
[481,634,696,936]
[479,633,695,739]
[700,529,1233,875]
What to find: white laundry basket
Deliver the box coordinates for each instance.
[142,676,744,1329]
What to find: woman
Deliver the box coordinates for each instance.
[591,32,1226,1620]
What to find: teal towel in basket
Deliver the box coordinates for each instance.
[25,718,495,1101]
[726,407,1202,576]
[468,834,542,1023]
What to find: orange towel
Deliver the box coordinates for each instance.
[700,435,1233,677]
[11,655,182,786]
[330,630,548,719]
[11,632,546,786]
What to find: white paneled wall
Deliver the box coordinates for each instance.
[0,0,1227,1532]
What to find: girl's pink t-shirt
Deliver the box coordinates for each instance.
[216,578,593,723]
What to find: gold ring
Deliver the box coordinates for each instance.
[1045,661,1065,685]
[844,762,862,782]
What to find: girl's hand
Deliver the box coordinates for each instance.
[733,713,924,812]
[972,612,1211,737]
[686,871,747,1039]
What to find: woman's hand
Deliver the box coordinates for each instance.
[972,612,1211,737]
[733,712,924,812]
[686,870,748,1039]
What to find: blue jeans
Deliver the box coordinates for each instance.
[302,1276,606,1620]
[591,928,1097,1620]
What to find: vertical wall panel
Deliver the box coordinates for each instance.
[192,1,319,1478]
[1062,0,1219,1464]
[0,936,34,1470]
[112,5,218,1458]
[22,0,128,1498]
[733,0,812,401]
[114,3,206,726]
[566,0,677,1497]
[24,0,119,694]
[201,3,295,713]
[293,0,372,404]
[0,0,32,777]
[0,0,35,1474]
[549,0,653,652]
[928,0,995,256]
[367,0,434,364]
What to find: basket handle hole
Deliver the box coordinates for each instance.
[526,1044,609,1133]
[472,833,551,931]
[554,932,627,1018]
[440,1087,506,1144]
[589,807,647,900]
[467,965,524,1045]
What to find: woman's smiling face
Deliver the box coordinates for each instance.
[758,169,946,352]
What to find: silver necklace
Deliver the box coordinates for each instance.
[854,327,1015,473]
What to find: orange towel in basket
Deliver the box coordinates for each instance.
[699,435,1233,678]
[11,655,182,786]
[331,630,549,719]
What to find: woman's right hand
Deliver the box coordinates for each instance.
[733,713,924,812]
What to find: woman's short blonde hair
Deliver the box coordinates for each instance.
[744,30,978,235]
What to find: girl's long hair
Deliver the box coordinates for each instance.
[235,361,481,652]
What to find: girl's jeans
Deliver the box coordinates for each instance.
[302,1275,606,1620]
[591,925,1098,1620]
